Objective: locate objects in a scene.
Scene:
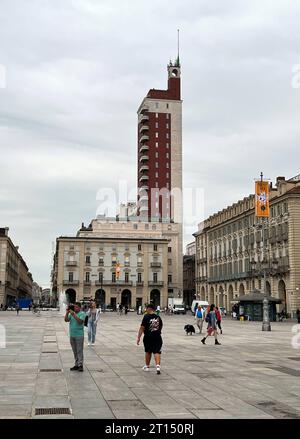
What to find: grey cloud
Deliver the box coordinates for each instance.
[0,0,299,282]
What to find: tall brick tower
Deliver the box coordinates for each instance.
[137,56,182,224]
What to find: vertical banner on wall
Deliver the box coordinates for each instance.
[116,262,121,279]
[255,181,270,217]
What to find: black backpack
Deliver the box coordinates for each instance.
[84,315,88,327]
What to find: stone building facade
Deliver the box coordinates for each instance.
[194,176,300,316]
[0,227,33,306]
[52,216,182,309]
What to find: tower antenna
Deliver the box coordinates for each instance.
[177,28,180,60]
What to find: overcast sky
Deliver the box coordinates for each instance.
[1,0,300,286]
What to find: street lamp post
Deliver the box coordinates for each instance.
[262,256,271,331]
[251,243,278,331]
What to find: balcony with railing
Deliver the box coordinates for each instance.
[94,280,133,286]
[140,165,149,172]
[84,281,91,286]
[139,175,149,182]
[140,135,149,142]
[63,280,79,286]
[136,281,144,287]
[139,114,149,123]
[139,185,149,192]
[150,262,162,268]
[140,106,149,114]
[139,125,149,133]
[66,261,78,267]
[139,145,149,154]
[148,281,164,287]
[139,155,149,162]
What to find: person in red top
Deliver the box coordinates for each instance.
[215,306,222,334]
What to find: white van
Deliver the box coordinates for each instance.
[191,300,209,315]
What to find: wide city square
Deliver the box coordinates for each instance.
[0,310,300,419]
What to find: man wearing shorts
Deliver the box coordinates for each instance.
[137,303,163,374]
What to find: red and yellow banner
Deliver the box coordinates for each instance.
[115,262,121,279]
[255,181,270,217]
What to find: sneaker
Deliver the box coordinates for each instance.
[91,343,95,346]
[78,366,84,372]
[142,365,150,372]
[156,365,161,375]
[88,342,91,346]
[70,365,79,371]
[201,338,206,345]
[215,340,221,345]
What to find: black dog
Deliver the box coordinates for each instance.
[184,324,195,335]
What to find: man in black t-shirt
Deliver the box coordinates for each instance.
[137,303,163,374]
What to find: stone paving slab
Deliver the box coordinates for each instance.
[0,311,300,419]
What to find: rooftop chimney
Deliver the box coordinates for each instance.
[0,227,9,237]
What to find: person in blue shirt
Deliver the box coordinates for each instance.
[65,302,86,371]
[195,305,204,333]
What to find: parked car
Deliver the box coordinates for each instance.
[173,304,186,315]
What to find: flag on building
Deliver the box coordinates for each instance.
[255,181,270,217]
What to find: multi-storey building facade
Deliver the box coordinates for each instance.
[32,281,42,304]
[183,242,196,306]
[136,58,183,294]
[0,227,33,306]
[194,176,300,316]
[137,57,182,223]
[53,216,182,309]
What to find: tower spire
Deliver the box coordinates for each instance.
[175,29,180,67]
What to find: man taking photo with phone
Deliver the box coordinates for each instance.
[65,302,86,371]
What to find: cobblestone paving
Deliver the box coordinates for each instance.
[0,310,299,419]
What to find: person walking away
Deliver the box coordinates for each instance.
[16,304,20,315]
[296,309,300,324]
[215,306,223,334]
[195,305,204,334]
[137,303,163,374]
[201,304,221,345]
[193,302,198,314]
[156,305,161,317]
[119,304,123,315]
[87,301,100,346]
[65,302,86,371]
[125,305,128,315]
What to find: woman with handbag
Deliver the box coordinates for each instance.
[201,304,221,345]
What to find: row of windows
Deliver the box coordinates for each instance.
[155,142,169,148]
[271,203,288,217]
[81,248,172,264]
[155,132,169,139]
[155,161,169,167]
[69,272,168,283]
[154,172,170,178]
[154,152,170,158]
[209,203,288,240]
[154,122,169,129]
